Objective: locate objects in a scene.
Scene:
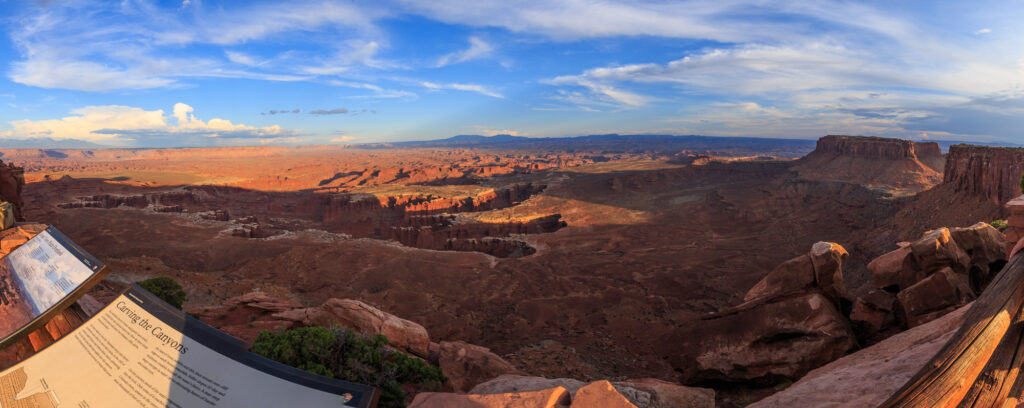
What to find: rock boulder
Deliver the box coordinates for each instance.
[275,298,431,357]
[409,386,571,408]
[897,267,973,327]
[868,245,914,290]
[950,222,1008,290]
[673,292,856,383]
[437,341,523,392]
[744,241,848,304]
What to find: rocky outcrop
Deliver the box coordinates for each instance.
[849,289,897,336]
[672,292,856,383]
[409,387,571,408]
[0,223,47,257]
[671,242,857,383]
[321,183,547,226]
[749,303,969,408]
[743,241,849,304]
[274,298,431,357]
[470,375,714,408]
[950,222,1008,290]
[57,191,199,210]
[436,341,523,392]
[943,144,1024,205]
[387,214,565,258]
[196,293,431,357]
[793,135,943,193]
[864,225,1004,331]
[572,381,639,408]
[0,159,25,220]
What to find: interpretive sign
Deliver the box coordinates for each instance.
[0,225,106,348]
[0,284,380,407]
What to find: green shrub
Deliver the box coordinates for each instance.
[992,219,1009,232]
[1020,173,1024,194]
[252,326,446,408]
[137,277,187,309]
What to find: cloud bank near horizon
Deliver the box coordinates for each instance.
[5,103,294,146]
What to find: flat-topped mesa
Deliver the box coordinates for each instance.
[944,144,1024,205]
[813,135,922,159]
[794,135,943,194]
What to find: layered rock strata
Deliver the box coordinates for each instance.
[0,159,25,220]
[943,145,1024,205]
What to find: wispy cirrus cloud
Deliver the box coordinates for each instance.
[420,81,503,98]
[310,108,349,115]
[433,36,493,67]
[6,0,383,91]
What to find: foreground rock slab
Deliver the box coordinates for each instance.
[471,375,714,408]
[409,386,571,408]
[749,303,969,408]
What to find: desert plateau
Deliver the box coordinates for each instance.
[0,133,1021,406]
[3,1,1024,406]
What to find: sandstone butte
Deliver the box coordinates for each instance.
[3,135,1024,406]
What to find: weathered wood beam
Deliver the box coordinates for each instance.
[881,252,1024,407]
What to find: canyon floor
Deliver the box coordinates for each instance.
[2,136,1008,405]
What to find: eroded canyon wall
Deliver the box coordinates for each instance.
[943,145,1024,205]
[0,160,25,220]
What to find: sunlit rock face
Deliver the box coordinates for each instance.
[944,145,1024,205]
[0,159,25,220]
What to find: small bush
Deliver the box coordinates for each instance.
[992,219,1009,232]
[252,326,446,408]
[137,277,187,309]
[1020,173,1024,194]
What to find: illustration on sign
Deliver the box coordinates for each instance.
[0,226,105,345]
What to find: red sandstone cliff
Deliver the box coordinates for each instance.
[811,135,920,159]
[914,142,944,173]
[942,145,1024,205]
[0,159,25,220]
[793,135,943,194]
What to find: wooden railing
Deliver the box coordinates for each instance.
[881,251,1024,407]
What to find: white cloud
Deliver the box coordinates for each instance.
[548,77,652,108]
[420,81,504,98]
[976,28,992,35]
[330,135,360,143]
[434,36,494,67]
[10,57,176,91]
[8,103,288,143]
[546,39,1024,111]
[225,51,261,66]
[471,128,520,136]
[6,1,385,91]
[153,2,381,46]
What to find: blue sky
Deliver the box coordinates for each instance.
[0,0,1022,147]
